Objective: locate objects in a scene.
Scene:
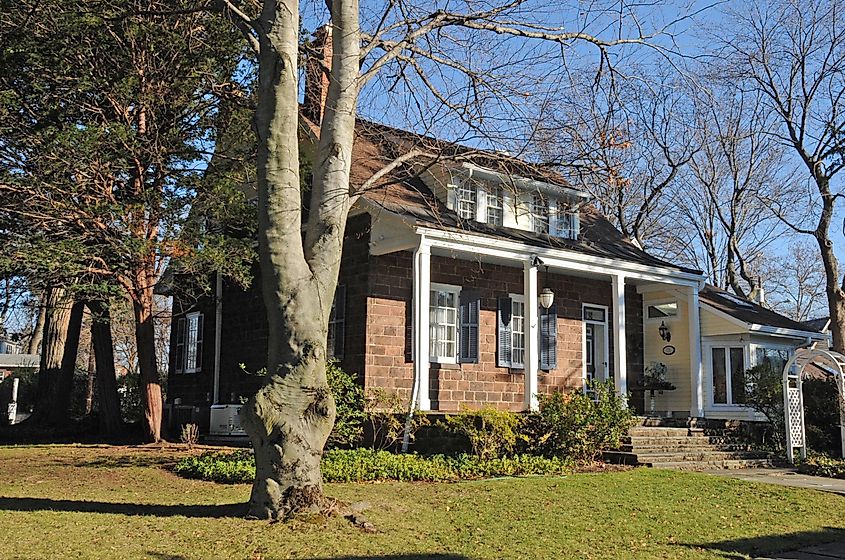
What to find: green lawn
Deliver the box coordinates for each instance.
[0,445,843,559]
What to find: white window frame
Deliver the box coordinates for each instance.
[705,341,751,408]
[486,185,504,226]
[582,303,610,393]
[182,311,203,374]
[456,180,477,221]
[532,194,549,234]
[551,199,579,239]
[509,293,526,369]
[644,298,680,323]
[429,283,461,364]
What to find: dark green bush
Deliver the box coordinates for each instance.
[326,360,365,448]
[442,407,525,460]
[524,381,635,463]
[173,448,572,484]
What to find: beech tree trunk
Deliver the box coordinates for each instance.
[32,287,72,422]
[89,301,124,435]
[133,284,163,442]
[27,301,46,355]
[50,300,85,424]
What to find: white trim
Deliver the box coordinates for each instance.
[413,242,432,410]
[509,293,526,369]
[703,340,751,407]
[459,162,590,201]
[700,302,826,341]
[416,226,703,285]
[582,303,610,392]
[644,298,680,324]
[524,261,539,411]
[429,282,462,364]
[688,286,704,417]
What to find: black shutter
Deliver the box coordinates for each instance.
[459,291,480,363]
[195,314,204,370]
[331,285,346,358]
[175,317,186,373]
[539,303,557,371]
[497,296,512,368]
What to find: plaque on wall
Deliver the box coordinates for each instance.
[662,345,676,356]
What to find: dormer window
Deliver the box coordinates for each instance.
[486,186,504,226]
[532,194,549,234]
[553,202,578,239]
[456,181,477,220]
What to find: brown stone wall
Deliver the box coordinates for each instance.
[364,252,641,412]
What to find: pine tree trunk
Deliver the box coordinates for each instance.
[89,301,123,435]
[32,287,72,422]
[27,301,46,355]
[84,339,96,416]
[50,300,85,424]
[133,288,163,442]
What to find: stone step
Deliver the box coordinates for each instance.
[646,458,773,471]
[628,427,699,437]
[605,450,770,465]
[623,436,742,446]
[619,443,755,454]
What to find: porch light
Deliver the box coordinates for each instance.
[539,286,555,309]
[658,321,671,342]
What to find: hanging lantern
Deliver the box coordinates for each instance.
[658,321,671,342]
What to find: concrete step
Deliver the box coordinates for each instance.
[628,427,699,437]
[646,458,773,471]
[623,436,743,447]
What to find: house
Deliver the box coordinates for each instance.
[162,37,826,436]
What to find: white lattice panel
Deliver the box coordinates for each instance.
[787,387,804,447]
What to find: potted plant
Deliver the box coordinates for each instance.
[636,362,676,416]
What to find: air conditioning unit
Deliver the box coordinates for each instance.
[209,404,246,436]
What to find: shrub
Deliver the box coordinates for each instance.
[173,448,573,484]
[798,454,845,479]
[744,363,785,448]
[326,360,365,448]
[442,407,524,460]
[180,423,199,447]
[364,388,429,450]
[524,382,635,464]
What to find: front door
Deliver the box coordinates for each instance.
[583,305,609,393]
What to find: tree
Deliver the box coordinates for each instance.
[218,0,705,518]
[0,0,252,440]
[761,241,828,321]
[720,0,845,349]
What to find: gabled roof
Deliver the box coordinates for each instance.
[803,317,830,333]
[700,284,822,335]
[311,117,701,275]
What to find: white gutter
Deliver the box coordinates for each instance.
[402,236,427,452]
[212,271,223,404]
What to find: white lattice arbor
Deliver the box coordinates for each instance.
[782,349,845,464]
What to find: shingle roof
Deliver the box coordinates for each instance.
[700,285,822,333]
[802,317,830,332]
[319,117,701,275]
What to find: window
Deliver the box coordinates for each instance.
[430,285,459,363]
[755,347,790,374]
[327,285,346,359]
[583,306,606,322]
[176,312,204,374]
[511,296,525,368]
[710,345,747,405]
[552,202,578,239]
[532,194,549,234]
[486,186,504,226]
[456,181,477,220]
[647,301,678,319]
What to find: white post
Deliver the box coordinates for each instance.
[524,261,539,411]
[687,285,704,417]
[414,242,432,411]
[612,274,628,397]
[7,377,18,424]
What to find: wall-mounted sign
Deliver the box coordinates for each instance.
[662,345,676,356]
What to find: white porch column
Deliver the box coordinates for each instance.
[612,274,628,396]
[687,285,704,417]
[414,242,431,411]
[523,260,539,411]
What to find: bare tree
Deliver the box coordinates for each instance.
[720,0,845,348]
[761,241,828,321]
[216,0,707,519]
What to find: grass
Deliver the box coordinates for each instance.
[0,445,844,559]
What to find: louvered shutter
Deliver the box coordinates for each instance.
[175,317,186,373]
[497,296,513,367]
[539,303,557,371]
[459,291,480,363]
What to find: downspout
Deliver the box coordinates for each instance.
[402,238,424,452]
[212,271,222,404]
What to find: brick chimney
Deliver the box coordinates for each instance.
[302,25,332,125]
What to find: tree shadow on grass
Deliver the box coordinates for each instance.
[0,497,246,518]
[677,526,845,559]
[147,555,471,560]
